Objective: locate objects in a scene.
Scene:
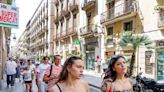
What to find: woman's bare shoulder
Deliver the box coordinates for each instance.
[80,79,90,92]
[81,79,89,86]
[49,84,61,92]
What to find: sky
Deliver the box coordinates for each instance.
[11,0,42,42]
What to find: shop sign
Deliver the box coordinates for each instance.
[0,3,19,28]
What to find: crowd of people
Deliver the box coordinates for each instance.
[5,54,133,92]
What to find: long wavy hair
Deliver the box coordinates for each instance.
[58,56,82,82]
[103,55,128,82]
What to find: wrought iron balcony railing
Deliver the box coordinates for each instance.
[101,0,137,23]
[81,0,96,10]
[67,27,77,35]
[69,0,78,11]
[80,24,98,36]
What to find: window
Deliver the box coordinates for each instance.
[57,8,58,16]
[61,22,63,32]
[61,2,63,11]
[107,1,114,19]
[107,27,113,36]
[66,18,69,30]
[73,15,77,27]
[124,21,133,31]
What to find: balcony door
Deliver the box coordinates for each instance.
[107,1,114,19]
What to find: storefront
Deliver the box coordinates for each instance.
[156,49,164,81]
[84,36,98,70]
[156,40,164,81]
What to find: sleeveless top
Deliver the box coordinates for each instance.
[101,78,133,92]
[56,83,62,92]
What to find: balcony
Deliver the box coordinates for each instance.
[63,7,70,17]
[105,35,115,46]
[158,11,164,28]
[54,15,58,23]
[54,0,59,5]
[38,39,46,47]
[56,33,60,39]
[81,0,96,11]
[80,24,98,36]
[67,27,77,35]
[100,0,137,24]
[69,0,78,12]
[60,31,67,38]
[58,11,64,20]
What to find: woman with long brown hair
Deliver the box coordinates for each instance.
[101,55,133,92]
[49,56,90,92]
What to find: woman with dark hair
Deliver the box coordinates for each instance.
[101,55,133,92]
[49,56,90,92]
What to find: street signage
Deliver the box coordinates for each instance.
[75,39,81,45]
[0,3,19,28]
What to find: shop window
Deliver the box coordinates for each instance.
[157,49,164,81]
[124,21,133,31]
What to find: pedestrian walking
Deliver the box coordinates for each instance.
[43,55,63,92]
[35,63,40,92]
[101,55,133,92]
[27,59,36,81]
[5,57,17,87]
[15,60,21,82]
[22,66,33,92]
[49,56,90,92]
[36,56,50,92]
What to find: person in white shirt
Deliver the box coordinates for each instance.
[36,56,50,92]
[5,57,17,87]
[22,66,32,92]
[27,59,36,80]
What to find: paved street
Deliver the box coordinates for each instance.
[0,74,102,92]
[0,79,38,92]
[90,86,100,92]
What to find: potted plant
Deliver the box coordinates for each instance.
[154,5,164,12]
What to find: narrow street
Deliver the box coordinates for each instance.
[90,86,100,92]
[0,74,102,92]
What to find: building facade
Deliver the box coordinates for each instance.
[0,0,15,88]
[27,0,55,62]
[15,0,164,81]
[53,0,80,62]
[79,0,105,72]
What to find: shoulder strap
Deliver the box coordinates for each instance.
[56,83,62,92]
[48,65,53,77]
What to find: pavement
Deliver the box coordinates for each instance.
[83,70,103,89]
[0,71,103,92]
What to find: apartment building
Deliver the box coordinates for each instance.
[79,0,105,72]
[99,0,164,81]
[139,0,164,82]
[28,0,55,62]
[53,0,80,61]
